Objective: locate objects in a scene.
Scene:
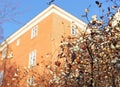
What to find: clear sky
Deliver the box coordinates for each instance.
[0,0,114,42]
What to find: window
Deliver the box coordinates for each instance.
[27,76,34,87]
[29,50,36,68]
[0,70,4,86]
[7,52,13,59]
[2,48,7,59]
[31,25,38,39]
[16,39,20,46]
[71,24,78,36]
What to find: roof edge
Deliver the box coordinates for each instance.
[0,4,87,50]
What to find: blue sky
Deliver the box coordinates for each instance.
[0,0,114,42]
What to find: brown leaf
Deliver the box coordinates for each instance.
[55,61,61,67]
[76,57,80,64]
[95,1,102,7]
[100,16,104,19]
[108,7,110,12]
[67,63,72,69]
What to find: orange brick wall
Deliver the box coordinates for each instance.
[0,12,84,86]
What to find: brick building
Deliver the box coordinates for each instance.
[0,4,86,87]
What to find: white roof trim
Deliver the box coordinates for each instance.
[0,4,87,50]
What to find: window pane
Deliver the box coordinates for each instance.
[31,25,38,39]
[33,50,36,66]
[27,76,34,86]
[71,25,78,36]
[29,50,36,68]
[0,70,4,85]
[2,48,7,59]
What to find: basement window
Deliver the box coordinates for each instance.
[27,76,34,86]
[31,25,38,39]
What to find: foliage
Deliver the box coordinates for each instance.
[48,19,120,87]
[0,0,120,87]
[47,0,120,87]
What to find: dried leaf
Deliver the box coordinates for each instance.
[55,61,61,67]
[108,7,110,12]
[95,1,102,7]
[100,16,104,19]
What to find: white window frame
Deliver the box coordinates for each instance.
[71,24,78,36]
[29,50,36,68]
[31,25,38,39]
[27,76,34,87]
[16,39,20,46]
[7,51,13,59]
[2,48,7,59]
[0,70,4,86]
